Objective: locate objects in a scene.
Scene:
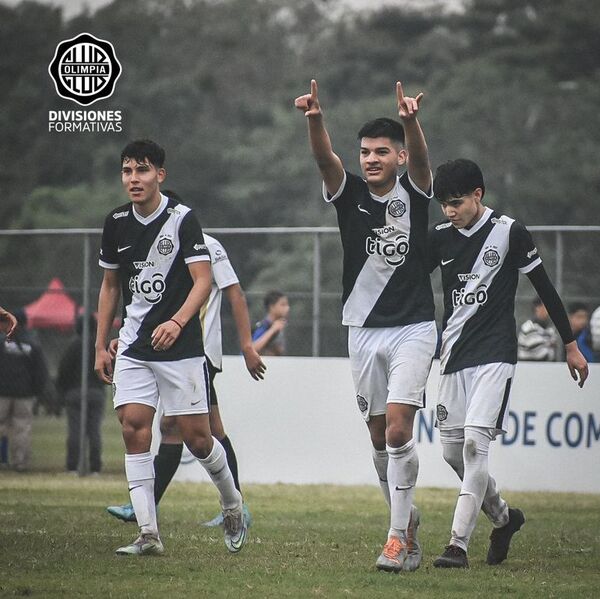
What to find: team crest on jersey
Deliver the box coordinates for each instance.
[483,249,500,267]
[436,404,448,422]
[388,199,406,218]
[157,236,174,255]
[356,394,368,413]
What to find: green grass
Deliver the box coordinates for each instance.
[0,413,599,598]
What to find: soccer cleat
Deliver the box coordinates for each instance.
[433,544,469,568]
[115,533,164,556]
[403,505,422,572]
[376,536,407,573]
[486,507,525,565]
[203,503,252,528]
[222,501,248,553]
[107,503,136,522]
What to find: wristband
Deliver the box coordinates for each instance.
[170,318,183,331]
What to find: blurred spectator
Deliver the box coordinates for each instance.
[567,302,593,362]
[56,314,106,473]
[590,306,600,355]
[252,291,290,356]
[0,309,52,472]
[518,297,559,361]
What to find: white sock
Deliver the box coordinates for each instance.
[449,427,492,551]
[372,447,390,508]
[440,428,509,530]
[125,452,158,536]
[387,439,418,540]
[198,437,241,510]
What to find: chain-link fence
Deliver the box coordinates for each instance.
[1,226,599,365]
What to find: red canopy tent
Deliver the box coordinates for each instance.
[24,278,79,332]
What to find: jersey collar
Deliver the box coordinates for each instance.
[369,176,400,204]
[457,206,493,237]
[132,193,168,225]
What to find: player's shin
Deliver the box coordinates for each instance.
[125,452,158,535]
[197,437,240,509]
[387,439,418,539]
[449,427,491,551]
[372,447,391,508]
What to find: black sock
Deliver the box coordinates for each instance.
[153,443,183,504]
[219,436,241,493]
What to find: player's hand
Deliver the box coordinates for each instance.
[0,308,17,340]
[95,347,114,384]
[565,341,589,388]
[151,319,182,352]
[294,79,322,117]
[271,318,287,333]
[397,81,423,121]
[242,345,266,381]
[108,338,119,359]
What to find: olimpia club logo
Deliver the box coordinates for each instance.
[48,33,122,106]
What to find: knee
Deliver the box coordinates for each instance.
[159,415,179,438]
[463,427,492,465]
[121,418,151,447]
[385,422,412,447]
[185,431,213,459]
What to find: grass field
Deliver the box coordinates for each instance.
[1,411,599,598]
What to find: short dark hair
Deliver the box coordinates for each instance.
[264,290,286,311]
[433,159,485,202]
[568,302,589,315]
[120,139,165,168]
[357,118,405,145]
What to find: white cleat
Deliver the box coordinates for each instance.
[222,501,248,553]
[376,536,407,573]
[115,533,164,556]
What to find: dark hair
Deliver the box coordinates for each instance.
[433,159,486,202]
[120,139,165,168]
[357,118,405,145]
[568,302,589,315]
[162,189,182,202]
[264,290,286,311]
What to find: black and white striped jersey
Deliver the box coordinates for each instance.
[429,207,542,374]
[99,194,210,362]
[325,170,435,328]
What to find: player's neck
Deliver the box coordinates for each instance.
[133,192,162,218]
[465,204,487,229]
[368,177,397,198]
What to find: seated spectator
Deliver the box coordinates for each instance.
[568,302,593,362]
[252,291,290,356]
[518,297,559,361]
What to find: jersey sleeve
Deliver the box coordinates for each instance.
[99,213,119,269]
[179,210,210,264]
[322,170,348,203]
[209,239,239,290]
[510,221,542,273]
[404,170,433,200]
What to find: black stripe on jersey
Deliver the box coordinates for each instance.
[496,377,512,430]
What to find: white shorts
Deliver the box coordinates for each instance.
[436,362,515,434]
[348,321,437,421]
[113,355,210,416]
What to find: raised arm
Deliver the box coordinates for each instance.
[94,269,121,384]
[295,79,345,197]
[396,81,431,193]
[224,283,266,380]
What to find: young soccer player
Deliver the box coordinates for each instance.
[95,140,248,556]
[295,80,437,572]
[106,223,265,526]
[429,158,588,568]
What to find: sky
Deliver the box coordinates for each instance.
[2,0,462,18]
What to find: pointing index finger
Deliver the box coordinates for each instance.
[396,81,404,102]
[311,79,318,100]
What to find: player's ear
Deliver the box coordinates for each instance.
[157,168,166,183]
[473,187,483,202]
[397,148,408,166]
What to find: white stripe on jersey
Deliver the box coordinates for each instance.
[342,181,412,327]
[440,213,514,372]
[119,203,196,353]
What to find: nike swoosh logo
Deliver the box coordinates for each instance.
[441,258,454,266]
[357,205,371,215]
[191,399,202,406]
[117,245,132,253]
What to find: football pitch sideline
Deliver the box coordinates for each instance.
[1,473,599,598]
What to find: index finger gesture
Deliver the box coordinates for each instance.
[397,81,423,120]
